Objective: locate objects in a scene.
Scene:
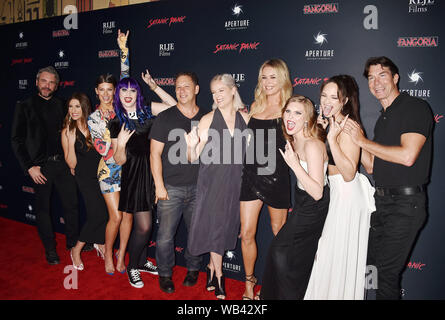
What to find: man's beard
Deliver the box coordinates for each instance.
[38,87,54,99]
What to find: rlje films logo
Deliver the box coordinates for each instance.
[409,0,435,13]
[103,21,116,34]
[305,32,334,60]
[225,4,250,31]
[303,2,339,14]
[400,69,431,99]
[55,50,69,69]
[19,79,28,90]
[159,43,174,57]
[16,32,28,49]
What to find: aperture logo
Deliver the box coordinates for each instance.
[397,36,439,47]
[16,32,28,49]
[305,32,334,60]
[55,50,69,69]
[400,69,431,99]
[98,49,119,58]
[408,70,423,85]
[409,0,435,13]
[225,4,250,31]
[213,42,260,54]
[147,16,186,29]
[303,3,339,14]
[223,251,241,273]
[293,76,329,87]
[102,21,116,34]
[159,43,174,57]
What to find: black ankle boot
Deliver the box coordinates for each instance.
[215,274,226,300]
[206,266,216,291]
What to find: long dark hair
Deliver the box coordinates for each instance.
[320,74,363,127]
[114,77,152,130]
[63,92,94,150]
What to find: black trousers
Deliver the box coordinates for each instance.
[367,192,427,300]
[261,185,330,300]
[34,160,79,251]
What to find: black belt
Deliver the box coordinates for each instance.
[375,185,425,197]
[47,154,63,162]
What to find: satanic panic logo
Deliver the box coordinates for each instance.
[213,42,260,54]
[147,16,186,28]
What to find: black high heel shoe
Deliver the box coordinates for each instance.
[206,266,217,291]
[215,274,226,300]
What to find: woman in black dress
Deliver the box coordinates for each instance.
[185,74,249,299]
[239,59,293,299]
[109,75,176,288]
[61,92,108,270]
[260,95,329,299]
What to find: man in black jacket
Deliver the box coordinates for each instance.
[11,66,79,265]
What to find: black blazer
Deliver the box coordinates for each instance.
[11,95,66,174]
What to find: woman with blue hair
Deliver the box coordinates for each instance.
[109,74,176,288]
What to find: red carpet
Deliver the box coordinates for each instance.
[0,217,253,300]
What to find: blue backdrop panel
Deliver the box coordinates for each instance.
[0,0,444,299]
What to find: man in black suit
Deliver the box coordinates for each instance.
[11,66,79,265]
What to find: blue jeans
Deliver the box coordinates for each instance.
[155,184,202,277]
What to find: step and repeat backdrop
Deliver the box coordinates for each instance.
[0,0,444,299]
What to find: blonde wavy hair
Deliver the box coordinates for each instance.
[250,59,293,117]
[211,74,245,111]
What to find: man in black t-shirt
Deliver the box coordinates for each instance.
[345,57,433,299]
[149,72,206,293]
[11,67,79,265]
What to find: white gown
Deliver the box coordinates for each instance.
[304,172,375,300]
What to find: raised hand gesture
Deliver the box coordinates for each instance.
[317,113,329,130]
[184,126,200,150]
[141,69,158,91]
[117,124,135,147]
[117,29,129,51]
[66,128,77,146]
[327,114,348,142]
[279,140,300,170]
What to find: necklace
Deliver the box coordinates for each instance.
[128,111,138,119]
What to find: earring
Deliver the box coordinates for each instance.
[69,115,72,121]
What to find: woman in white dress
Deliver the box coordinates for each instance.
[304,75,375,300]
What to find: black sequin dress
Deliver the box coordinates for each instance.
[239,117,291,209]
